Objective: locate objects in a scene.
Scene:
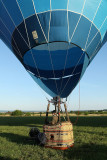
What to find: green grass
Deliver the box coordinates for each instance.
[0,116,107,160]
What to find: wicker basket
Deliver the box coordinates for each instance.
[43,121,74,150]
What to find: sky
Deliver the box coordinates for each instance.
[0,40,107,111]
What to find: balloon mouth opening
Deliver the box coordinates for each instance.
[22,42,87,98]
[23,41,86,77]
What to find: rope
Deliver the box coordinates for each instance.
[59,0,86,95]
[1,0,106,99]
[0,28,48,101]
[0,0,38,77]
[66,95,71,108]
[84,0,102,51]
[58,0,70,93]
[47,0,59,95]
[67,0,70,42]
[32,0,48,43]
[60,51,85,97]
[0,0,48,100]
[16,0,41,79]
[73,81,81,125]
[2,0,41,79]
[60,0,106,97]
[59,44,69,94]
[48,0,60,95]
[69,0,86,42]
[102,32,106,40]
[0,27,33,74]
[0,0,36,74]
[61,1,106,106]
[1,0,29,48]
[90,40,101,60]
[48,0,52,42]
[85,16,107,61]
[59,0,70,93]
[0,18,22,59]
[61,106,66,122]
[16,0,50,99]
[32,0,59,95]
[85,16,107,51]
[0,28,22,59]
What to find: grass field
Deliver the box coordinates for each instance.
[0,116,107,160]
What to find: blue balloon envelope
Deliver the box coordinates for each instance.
[0,0,107,98]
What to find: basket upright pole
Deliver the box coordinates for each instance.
[45,101,50,124]
[58,97,61,122]
[64,103,70,121]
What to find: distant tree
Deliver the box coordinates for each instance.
[97,110,103,114]
[40,112,42,117]
[84,112,89,115]
[25,112,31,116]
[70,110,74,114]
[6,111,11,115]
[11,110,23,116]
[32,112,35,116]
[75,111,82,115]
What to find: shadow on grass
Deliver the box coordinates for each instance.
[0,116,107,127]
[76,128,107,137]
[0,132,38,145]
[0,132,107,160]
[70,116,107,127]
[0,156,18,160]
[0,116,46,126]
[63,143,107,160]
[0,116,53,126]
[0,131,107,160]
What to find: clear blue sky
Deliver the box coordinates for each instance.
[0,40,107,111]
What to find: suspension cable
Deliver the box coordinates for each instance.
[90,40,101,60]
[0,28,22,59]
[60,1,106,97]
[69,0,86,42]
[85,16,107,52]
[48,0,52,42]
[1,0,106,99]
[58,0,70,93]
[1,0,29,48]
[0,18,22,59]
[47,0,59,95]
[32,0,59,95]
[0,0,48,99]
[73,81,81,125]
[59,0,70,93]
[0,0,37,75]
[59,0,86,95]
[67,0,70,42]
[16,0,49,100]
[16,0,41,78]
[59,44,69,94]
[0,28,48,100]
[60,51,85,97]
[0,27,33,76]
[84,0,102,51]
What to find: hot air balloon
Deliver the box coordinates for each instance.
[0,0,107,150]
